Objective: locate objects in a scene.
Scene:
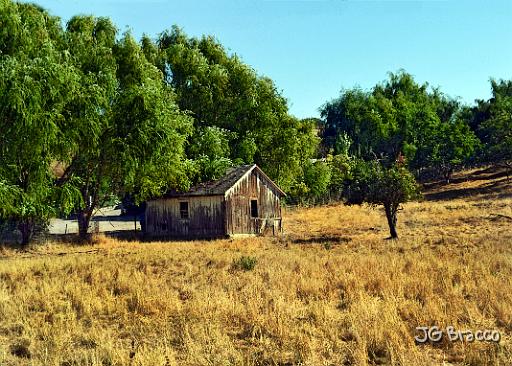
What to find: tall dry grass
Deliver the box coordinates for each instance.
[0,169,511,365]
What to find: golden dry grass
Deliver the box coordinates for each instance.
[0,168,511,365]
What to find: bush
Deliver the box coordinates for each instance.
[232,256,257,271]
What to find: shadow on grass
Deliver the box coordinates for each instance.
[47,231,229,244]
[423,178,512,202]
[422,166,509,190]
[291,235,352,245]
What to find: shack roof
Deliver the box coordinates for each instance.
[160,164,286,198]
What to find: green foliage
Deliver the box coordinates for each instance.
[334,132,353,157]
[0,181,20,218]
[0,2,322,244]
[477,79,512,172]
[2,0,510,245]
[289,182,311,204]
[289,161,332,204]
[232,256,258,271]
[341,159,377,206]
[233,134,258,165]
[189,126,234,159]
[188,126,234,182]
[190,156,233,183]
[344,160,420,208]
[112,33,193,200]
[157,27,319,191]
[328,154,354,200]
[304,162,332,201]
[57,28,193,238]
[0,7,194,242]
[320,71,479,179]
[0,2,81,244]
[52,179,84,217]
[431,119,480,181]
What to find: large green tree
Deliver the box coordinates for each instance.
[156,27,318,191]
[430,118,479,182]
[321,71,479,180]
[57,21,192,240]
[187,126,234,182]
[476,79,512,175]
[0,1,81,245]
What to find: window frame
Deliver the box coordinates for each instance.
[179,201,189,220]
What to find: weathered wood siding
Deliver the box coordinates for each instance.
[225,169,282,236]
[145,195,225,238]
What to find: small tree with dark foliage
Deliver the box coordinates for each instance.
[343,160,420,239]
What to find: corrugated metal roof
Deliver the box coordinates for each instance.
[161,164,285,198]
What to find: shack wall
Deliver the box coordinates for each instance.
[225,170,282,236]
[145,195,225,238]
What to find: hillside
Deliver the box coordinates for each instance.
[0,167,511,365]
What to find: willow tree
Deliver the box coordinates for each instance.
[0,1,81,245]
[55,15,119,238]
[156,27,318,191]
[57,24,192,240]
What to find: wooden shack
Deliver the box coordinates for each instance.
[145,164,285,238]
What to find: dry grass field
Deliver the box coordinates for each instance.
[1,167,511,365]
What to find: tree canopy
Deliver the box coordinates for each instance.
[0,0,510,244]
[320,71,479,181]
[0,1,81,244]
[0,2,318,243]
[156,26,318,190]
[476,79,512,174]
[343,160,420,239]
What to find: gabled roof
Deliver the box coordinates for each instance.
[161,164,286,198]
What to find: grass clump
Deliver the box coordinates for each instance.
[232,255,257,271]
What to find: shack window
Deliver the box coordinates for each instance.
[180,201,189,219]
[251,200,258,218]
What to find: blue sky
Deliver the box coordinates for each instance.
[26,0,512,119]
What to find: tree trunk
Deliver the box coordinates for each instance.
[384,203,398,239]
[77,209,93,241]
[18,218,33,248]
[78,183,100,242]
[443,166,453,184]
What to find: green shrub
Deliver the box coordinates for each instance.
[232,256,257,271]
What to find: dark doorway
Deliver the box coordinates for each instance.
[251,200,258,218]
